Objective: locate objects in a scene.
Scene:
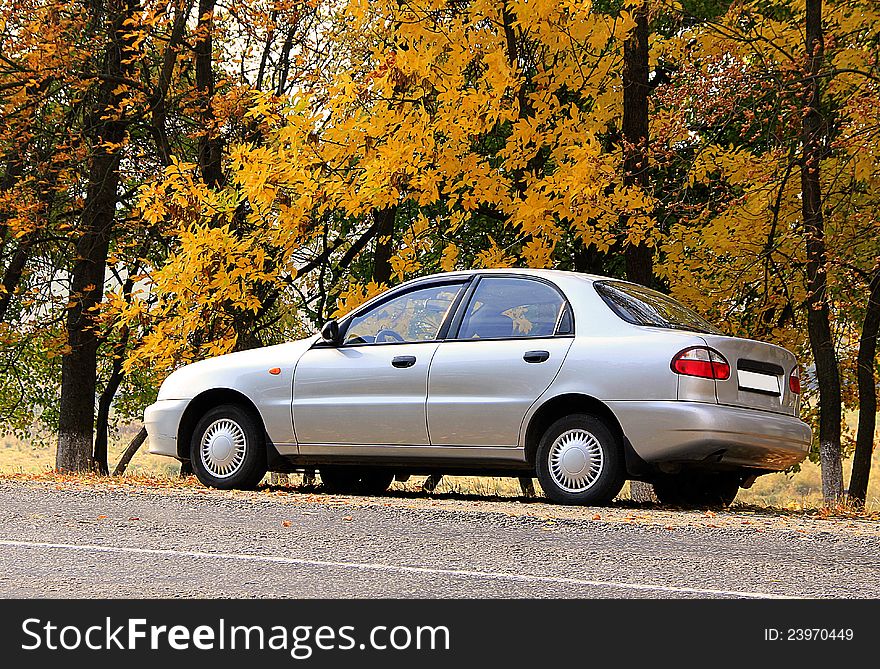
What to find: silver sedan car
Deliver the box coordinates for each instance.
[145,269,811,506]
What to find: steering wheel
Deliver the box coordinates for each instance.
[374,328,405,343]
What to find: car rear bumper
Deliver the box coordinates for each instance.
[607,400,811,471]
[144,399,189,459]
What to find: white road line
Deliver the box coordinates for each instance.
[0,538,793,599]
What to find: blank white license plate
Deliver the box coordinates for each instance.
[738,370,780,395]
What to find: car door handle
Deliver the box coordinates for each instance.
[392,355,417,368]
[523,350,550,363]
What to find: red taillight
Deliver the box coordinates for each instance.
[789,368,801,394]
[671,347,730,380]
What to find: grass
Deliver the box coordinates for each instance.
[0,427,180,478]
[2,419,878,512]
[738,456,880,510]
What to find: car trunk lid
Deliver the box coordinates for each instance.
[697,334,799,417]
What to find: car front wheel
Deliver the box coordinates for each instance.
[652,472,740,507]
[535,414,625,505]
[190,404,267,490]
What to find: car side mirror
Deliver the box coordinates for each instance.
[320,319,341,346]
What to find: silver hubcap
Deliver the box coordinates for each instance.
[548,428,604,493]
[200,418,247,478]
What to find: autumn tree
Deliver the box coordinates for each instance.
[123,0,661,373]
[653,0,880,503]
[1,0,876,497]
[50,0,216,472]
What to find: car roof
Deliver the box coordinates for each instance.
[338,268,641,326]
[414,268,611,283]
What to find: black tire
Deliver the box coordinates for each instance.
[320,466,394,495]
[190,404,267,490]
[652,472,740,508]
[535,414,625,505]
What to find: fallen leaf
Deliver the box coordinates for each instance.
[97,515,107,520]
[128,517,139,521]
[592,513,601,521]
[342,516,353,522]
[281,520,292,527]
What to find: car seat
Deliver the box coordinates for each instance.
[461,310,514,338]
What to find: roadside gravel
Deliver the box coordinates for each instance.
[1,474,877,598]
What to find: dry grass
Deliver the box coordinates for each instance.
[738,457,880,511]
[0,428,180,478]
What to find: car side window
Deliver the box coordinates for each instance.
[456,277,567,339]
[343,283,464,345]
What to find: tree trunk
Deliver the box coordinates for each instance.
[93,273,134,474]
[372,206,396,284]
[801,0,843,504]
[92,6,183,466]
[112,426,147,476]
[622,1,652,287]
[0,237,30,322]
[93,346,126,475]
[572,239,605,275]
[56,0,136,472]
[148,0,195,167]
[849,269,880,506]
[623,15,657,502]
[195,0,223,189]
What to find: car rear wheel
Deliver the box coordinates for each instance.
[190,404,267,490]
[652,472,740,507]
[535,414,625,505]
[320,466,394,495]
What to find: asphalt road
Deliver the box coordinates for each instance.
[1,479,878,598]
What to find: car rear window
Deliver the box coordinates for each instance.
[594,281,722,335]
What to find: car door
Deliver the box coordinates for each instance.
[292,280,467,448]
[427,275,574,448]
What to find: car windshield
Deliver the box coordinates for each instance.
[594,281,722,335]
